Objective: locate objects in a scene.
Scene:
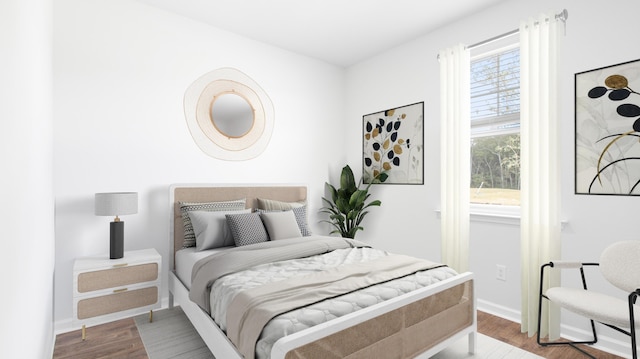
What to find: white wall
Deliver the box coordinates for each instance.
[346,0,640,355]
[0,0,55,357]
[53,0,346,329]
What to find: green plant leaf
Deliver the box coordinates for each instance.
[340,165,357,193]
[364,199,381,208]
[348,192,364,211]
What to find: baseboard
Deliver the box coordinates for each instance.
[477,299,521,323]
[54,318,73,335]
[477,299,632,358]
[48,331,56,358]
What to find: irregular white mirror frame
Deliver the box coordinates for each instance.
[184,68,274,160]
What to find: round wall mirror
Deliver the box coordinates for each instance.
[184,68,274,160]
[211,93,254,138]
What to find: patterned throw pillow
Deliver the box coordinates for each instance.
[179,199,246,248]
[226,212,269,246]
[291,205,312,236]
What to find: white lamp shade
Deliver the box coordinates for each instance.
[95,192,138,216]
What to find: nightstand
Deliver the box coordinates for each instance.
[73,248,161,339]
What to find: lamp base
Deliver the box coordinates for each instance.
[110,221,124,259]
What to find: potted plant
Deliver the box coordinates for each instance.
[320,165,385,239]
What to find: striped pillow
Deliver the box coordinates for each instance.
[179,199,246,248]
[257,198,305,211]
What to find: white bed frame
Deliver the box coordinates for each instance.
[167,184,477,359]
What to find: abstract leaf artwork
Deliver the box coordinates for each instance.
[363,102,424,184]
[575,58,640,195]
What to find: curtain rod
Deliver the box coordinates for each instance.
[468,9,568,50]
[438,9,568,59]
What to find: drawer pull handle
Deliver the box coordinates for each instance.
[112,263,128,268]
[113,288,128,293]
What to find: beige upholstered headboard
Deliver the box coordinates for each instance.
[169,184,307,268]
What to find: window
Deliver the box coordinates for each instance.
[470,43,520,207]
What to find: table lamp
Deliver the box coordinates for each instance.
[95,192,138,259]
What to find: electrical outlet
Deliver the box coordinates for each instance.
[496,264,507,281]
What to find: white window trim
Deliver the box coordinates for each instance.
[465,205,567,228]
[434,205,520,226]
[470,204,520,225]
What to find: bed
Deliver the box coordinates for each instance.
[168,184,476,359]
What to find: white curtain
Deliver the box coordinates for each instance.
[439,44,470,273]
[519,12,563,339]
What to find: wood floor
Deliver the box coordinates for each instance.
[53,311,625,358]
[476,311,624,359]
[53,318,147,359]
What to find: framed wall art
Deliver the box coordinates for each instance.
[363,102,424,184]
[575,58,640,195]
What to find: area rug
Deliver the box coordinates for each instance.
[135,307,543,359]
[134,306,214,359]
[431,333,544,359]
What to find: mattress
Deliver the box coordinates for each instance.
[192,242,459,359]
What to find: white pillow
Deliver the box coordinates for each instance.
[260,210,302,240]
[189,209,251,251]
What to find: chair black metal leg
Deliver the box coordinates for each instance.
[536,264,548,346]
[630,290,639,359]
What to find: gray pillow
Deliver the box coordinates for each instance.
[189,209,251,251]
[260,210,302,240]
[179,199,246,248]
[257,205,312,236]
[226,212,269,246]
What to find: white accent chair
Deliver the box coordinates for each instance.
[537,240,640,358]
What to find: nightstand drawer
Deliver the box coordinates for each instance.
[77,286,158,319]
[77,262,158,293]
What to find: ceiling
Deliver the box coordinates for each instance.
[136,0,509,67]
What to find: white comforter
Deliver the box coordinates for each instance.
[208,246,458,359]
